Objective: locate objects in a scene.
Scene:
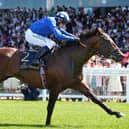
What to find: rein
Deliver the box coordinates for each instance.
[79,42,87,48]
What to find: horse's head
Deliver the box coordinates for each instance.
[80,28,124,62]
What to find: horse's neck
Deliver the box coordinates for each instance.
[77,37,98,63]
[63,45,94,68]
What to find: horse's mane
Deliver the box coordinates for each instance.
[79,28,99,39]
[57,27,102,48]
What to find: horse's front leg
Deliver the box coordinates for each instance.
[72,82,124,118]
[45,90,59,126]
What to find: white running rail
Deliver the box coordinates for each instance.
[83,67,129,103]
[1,68,129,103]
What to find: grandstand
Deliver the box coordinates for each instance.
[0,0,128,9]
[0,0,128,101]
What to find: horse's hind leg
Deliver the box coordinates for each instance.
[72,82,124,118]
[45,90,59,126]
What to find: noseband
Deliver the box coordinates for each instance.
[109,48,121,60]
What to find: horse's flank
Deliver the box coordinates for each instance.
[0,47,19,81]
[0,28,103,84]
[0,44,88,89]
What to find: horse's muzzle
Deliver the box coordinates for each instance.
[122,52,129,64]
[110,49,124,63]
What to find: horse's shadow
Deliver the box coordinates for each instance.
[0,123,45,128]
[0,123,84,128]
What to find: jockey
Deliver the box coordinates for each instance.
[25,11,79,66]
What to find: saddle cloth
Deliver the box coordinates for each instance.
[20,50,38,67]
[20,50,46,89]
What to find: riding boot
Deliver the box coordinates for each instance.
[32,46,50,66]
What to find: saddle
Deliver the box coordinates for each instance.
[20,49,51,68]
[20,50,48,89]
[20,50,40,69]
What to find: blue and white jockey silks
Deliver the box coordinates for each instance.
[25,16,75,49]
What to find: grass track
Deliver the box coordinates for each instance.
[0,100,128,129]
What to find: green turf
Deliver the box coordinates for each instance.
[0,100,128,129]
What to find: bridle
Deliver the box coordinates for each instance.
[109,48,123,60]
[79,37,123,62]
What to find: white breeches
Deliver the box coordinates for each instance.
[25,29,56,49]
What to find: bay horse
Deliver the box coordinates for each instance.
[0,27,124,126]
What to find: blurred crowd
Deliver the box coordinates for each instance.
[0,5,128,97]
[0,6,128,51]
[83,55,127,96]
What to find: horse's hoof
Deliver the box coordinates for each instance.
[46,125,50,127]
[45,123,50,127]
[116,112,125,118]
[45,124,50,127]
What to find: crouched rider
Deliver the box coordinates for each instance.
[25,11,79,66]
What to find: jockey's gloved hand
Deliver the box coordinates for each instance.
[73,36,80,43]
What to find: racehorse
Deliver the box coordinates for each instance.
[0,27,124,126]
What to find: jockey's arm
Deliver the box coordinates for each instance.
[59,28,73,37]
[52,27,75,41]
[48,18,79,42]
[59,28,80,41]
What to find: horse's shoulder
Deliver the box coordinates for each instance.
[0,47,18,57]
[0,47,17,51]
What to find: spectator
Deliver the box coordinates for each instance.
[107,61,123,96]
[0,6,128,50]
[94,59,104,95]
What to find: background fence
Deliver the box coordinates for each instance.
[83,67,129,103]
[0,0,128,9]
[0,67,129,103]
